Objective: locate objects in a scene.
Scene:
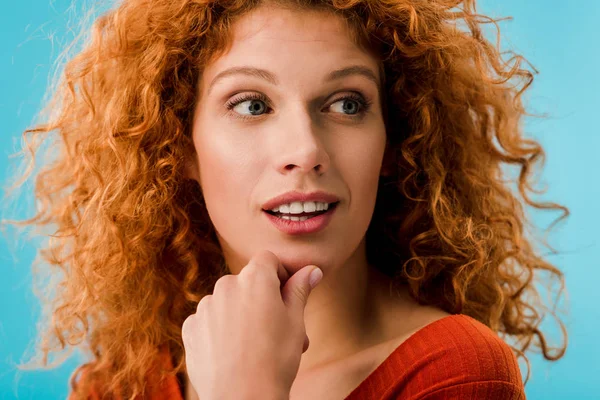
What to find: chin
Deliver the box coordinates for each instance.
[270,251,335,273]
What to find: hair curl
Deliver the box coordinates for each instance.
[3,0,569,398]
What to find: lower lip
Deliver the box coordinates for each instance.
[263,204,337,235]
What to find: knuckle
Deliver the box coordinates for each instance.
[195,294,211,313]
[181,315,194,340]
[249,250,279,269]
[241,262,273,286]
[293,286,309,302]
[243,250,280,282]
[213,274,235,293]
[241,261,260,275]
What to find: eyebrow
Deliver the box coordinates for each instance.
[206,64,380,96]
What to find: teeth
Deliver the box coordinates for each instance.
[272,201,330,214]
[279,215,311,221]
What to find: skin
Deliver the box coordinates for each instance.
[182,4,441,399]
[181,250,323,399]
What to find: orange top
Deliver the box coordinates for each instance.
[70,314,526,399]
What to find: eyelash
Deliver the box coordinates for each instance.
[224,92,373,121]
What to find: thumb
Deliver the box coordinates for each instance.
[281,265,323,312]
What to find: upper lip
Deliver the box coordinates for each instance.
[262,190,340,211]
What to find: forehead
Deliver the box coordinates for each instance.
[232,6,356,46]
[201,6,380,86]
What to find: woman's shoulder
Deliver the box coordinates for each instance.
[386,313,527,399]
[407,314,523,376]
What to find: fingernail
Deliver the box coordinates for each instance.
[309,267,323,289]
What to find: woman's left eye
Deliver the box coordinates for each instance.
[224,92,372,121]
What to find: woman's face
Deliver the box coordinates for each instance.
[189,5,387,274]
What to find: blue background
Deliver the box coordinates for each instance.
[1,0,598,398]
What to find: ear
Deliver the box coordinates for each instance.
[380,140,396,178]
[184,150,201,183]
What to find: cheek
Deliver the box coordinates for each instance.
[195,141,261,227]
[338,134,385,206]
[199,152,248,209]
[195,130,254,190]
[340,134,385,176]
[197,155,248,243]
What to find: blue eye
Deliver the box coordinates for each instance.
[329,95,365,115]
[225,92,372,121]
[225,93,269,118]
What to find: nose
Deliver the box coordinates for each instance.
[274,108,330,176]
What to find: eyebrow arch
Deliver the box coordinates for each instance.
[206,64,380,96]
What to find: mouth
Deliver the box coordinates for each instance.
[262,201,340,220]
[262,201,340,235]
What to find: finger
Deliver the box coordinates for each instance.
[281,264,321,312]
[246,249,291,285]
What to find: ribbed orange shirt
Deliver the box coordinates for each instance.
[69,314,526,399]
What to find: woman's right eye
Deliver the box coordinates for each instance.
[225,93,271,120]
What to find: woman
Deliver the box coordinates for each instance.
[7,0,568,399]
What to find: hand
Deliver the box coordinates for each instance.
[181,250,324,399]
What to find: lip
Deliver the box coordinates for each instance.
[262,190,340,211]
[263,203,338,235]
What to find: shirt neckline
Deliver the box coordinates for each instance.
[170,314,464,400]
[343,313,463,399]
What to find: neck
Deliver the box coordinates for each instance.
[296,237,397,373]
[216,236,412,374]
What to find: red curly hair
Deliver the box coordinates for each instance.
[3,0,569,398]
